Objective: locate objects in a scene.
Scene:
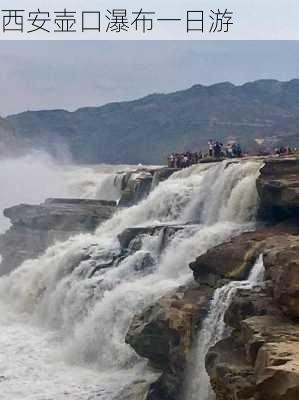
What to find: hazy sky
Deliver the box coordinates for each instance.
[1,41,299,116]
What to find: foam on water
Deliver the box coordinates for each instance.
[0,159,262,399]
[185,254,265,400]
[0,152,134,233]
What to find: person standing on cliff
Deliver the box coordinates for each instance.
[214,141,222,158]
[208,140,214,157]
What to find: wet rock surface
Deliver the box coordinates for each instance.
[118,171,154,207]
[4,198,116,231]
[190,221,299,283]
[0,198,116,275]
[0,165,177,275]
[118,168,177,207]
[118,225,184,250]
[123,158,299,400]
[224,287,281,331]
[3,157,299,399]
[205,228,299,400]
[126,282,214,400]
[257,157,299,219]
[206,336,256,400]
[263,235,299,319]
[125,155,299,400]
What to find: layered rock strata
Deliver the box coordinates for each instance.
[0,198,116,274]
[127,157,299,400]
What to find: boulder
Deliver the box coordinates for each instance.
[118,171,153,207]
[224,287,280,331]
[196,222,299,400]
[206,336,256,400]
[190,222,299,284]
[189,230,262,282]
[204,230,299,400]
[118,167,178,207]
[255,341,299,400]
[118,225,184,250]
[257,158,299,219]
[206,287,282,400]
[243,316,299,400]
[207,314,299,400]
[126,222,299,400]
[126,282,214,400]
[263,235,299,319]
[112,377,160,400]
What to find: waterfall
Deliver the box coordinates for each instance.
[0,153,135,233]
[0,160,262,399]
[186,254,265,400]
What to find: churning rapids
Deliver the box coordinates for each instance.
[0,154,262,400]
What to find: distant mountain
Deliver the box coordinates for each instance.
[6,79,299,164]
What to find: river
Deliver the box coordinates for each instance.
[0,152,262,399]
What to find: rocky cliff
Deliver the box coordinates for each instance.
[3,156,299,399]
[206,233,299,400]
[0,198,116,275]
[195,158,299,400]
[257,157,299,219]
[0,165,176,275]
[126,157,299,400]
[118,167,177,207]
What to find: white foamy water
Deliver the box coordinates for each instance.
[0,304,155,400]
[0,158,262,399]
[0,151,137,233]
[186,254,265,400]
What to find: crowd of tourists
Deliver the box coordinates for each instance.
[274,146,296,156]
[167,140,243,168]
[167,151,203,168]
[167,140,298,169]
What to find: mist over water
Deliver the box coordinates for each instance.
[0,158,262,399]
[0,151,134,233]
[185,254,265,400]
[0,152,68,232]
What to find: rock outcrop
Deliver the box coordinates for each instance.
[263,236,299,320]
[205,231,299,400]
[151,168,180,189]
[118,225,184,251]
[257,157,299,219]
[0,198,116,274]
[4,198,116,231]
[118,168,177,207]
[0,164,176,275]
[2,156,299,399]
[190,221,299,283]
[126,216,299,400]
[126,224,288,399]
[126,283,214,400]
[123,156,299,400]
[118,170,154,207]
[207,313,299,400]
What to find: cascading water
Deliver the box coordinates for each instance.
[0,152,136,233]
[0,159,262,399]
[186,254,265,400]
